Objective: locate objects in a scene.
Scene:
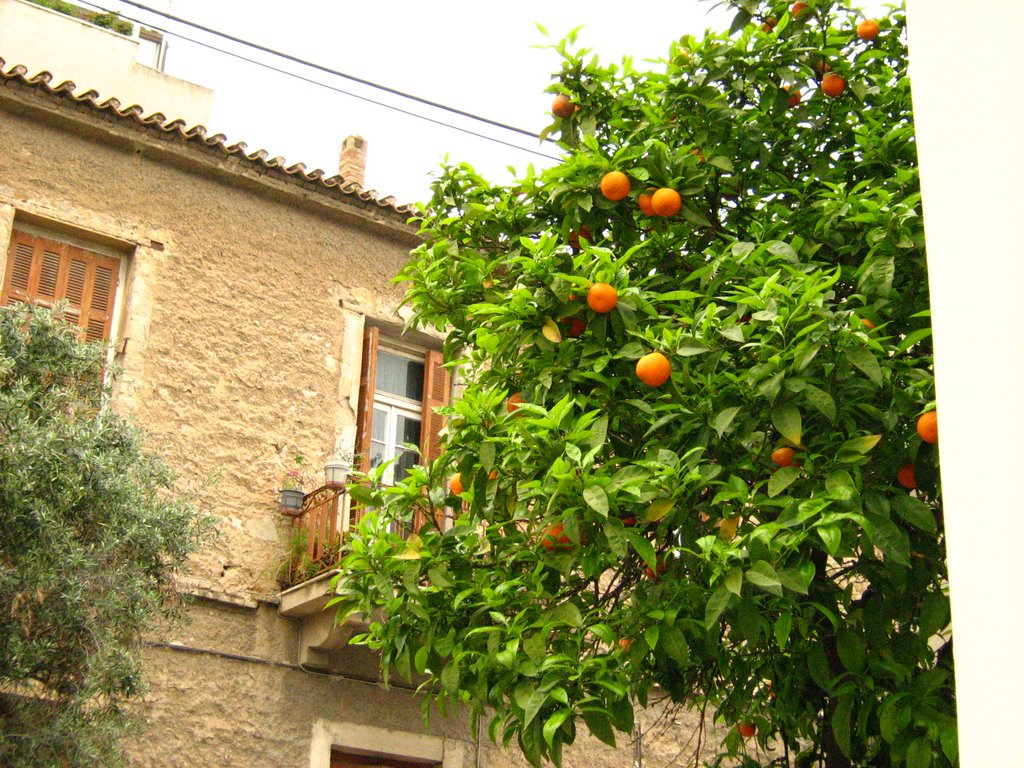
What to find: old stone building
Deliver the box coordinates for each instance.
[0,3,722,765]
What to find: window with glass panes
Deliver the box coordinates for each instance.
[369,349,425,485]
[355,326,451,531]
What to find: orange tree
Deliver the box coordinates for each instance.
[332,2,952,767]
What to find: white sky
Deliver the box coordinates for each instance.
[91,0,734,205]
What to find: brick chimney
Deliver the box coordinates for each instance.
[338,135,367,187]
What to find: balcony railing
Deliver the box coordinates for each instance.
[281,484,348,587]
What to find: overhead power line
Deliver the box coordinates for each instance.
[74,0,562,161]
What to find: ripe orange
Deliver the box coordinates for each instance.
[896,463,916,490]
[618,637,633,652]
[636,351,672,387]
[739,723,757,739]
[507,392,525,413]
[488,469,499,480]
[541,522,572,551]
[762,18,777,32]
[644,556,667,580]
[562,316,587,338]
[771,446,797,467]
[552,94,576,118]
[917,411,938,444]
[790,1,808,17]
[569,226,592,250]
[857,18,880,41]
[600,171,631,201]
[651,188,683,217]
[638,189,656,216]
[821,72,846,98]
[783,85,801,107]
[587,282,619,313]
[449,472,463,496]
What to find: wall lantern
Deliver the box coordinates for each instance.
[324,457,351,488]
[279,488,305,515]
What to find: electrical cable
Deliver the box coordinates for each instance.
[73,0,563,161]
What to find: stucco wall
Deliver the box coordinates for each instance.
[0,87,724,768]
[0,0,213,125]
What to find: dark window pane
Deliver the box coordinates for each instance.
[397,415,422,448]
[376,351,424,401]
[394,449,418,483]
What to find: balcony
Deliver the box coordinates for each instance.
[278,484,382,674]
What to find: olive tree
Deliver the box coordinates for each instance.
[0,304,213,766]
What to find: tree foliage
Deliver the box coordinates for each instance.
[0,305,213,766]
[333,2,952,766]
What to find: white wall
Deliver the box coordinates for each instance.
[906,2,1024,766]
[0,0,212,126]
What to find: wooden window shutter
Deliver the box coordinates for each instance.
[419,348,450,466]
[354,325,380,474]
[2,231,119,342]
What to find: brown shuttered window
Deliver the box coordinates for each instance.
[331,752,437,768]
[2,230,120,342]
[353,327,451,531]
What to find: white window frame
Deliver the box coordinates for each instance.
[370,344,425,486]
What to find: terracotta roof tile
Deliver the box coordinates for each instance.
[0,58,420,225]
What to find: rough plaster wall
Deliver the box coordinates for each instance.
[0,102,413,594]
[133,600,728,768]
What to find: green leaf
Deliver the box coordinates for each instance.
[626,529,657,571]
[768,466,799,497]
[772,402,803,446]
[906,737,933,768]
[745,560,782,596]
[831,695,853,758]
[584,484,609,516]
[864,515,910,567]
[817,524,841,555]
[644,626,660,649]
[427,566,454,589]
[524,632,547,664]
[839,433,882,455]
[807,643,833,692]
[544,602,583,627]
[543,709,571,747]
[479,441,496,471]
[581,709,616,748]
[704,585,732,629]
[643,498,674,524]
[710,406,741,437]
[837,628,865,674]
[774,612,792,648]
[891,494,936,532]
[724,566,743,595]
[846,346,883,387]
[661,626,689,665]
[803,383,837,422]
[603,519,628,558]
[441,659,460,693]
[708,155,734,172]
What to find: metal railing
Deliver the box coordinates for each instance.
[281,484,347,587]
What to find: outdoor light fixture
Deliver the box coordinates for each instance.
[279,488,304,514]
[324,457,351,488]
